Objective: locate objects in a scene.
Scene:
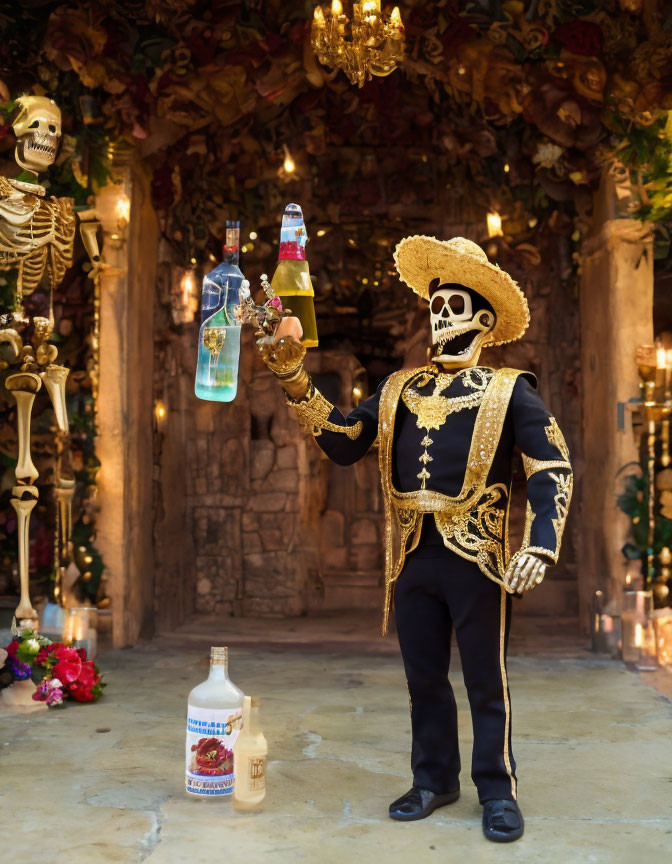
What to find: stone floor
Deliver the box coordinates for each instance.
[2,613,672,863]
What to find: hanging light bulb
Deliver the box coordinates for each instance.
[486,211,503,238]
[283,145,296,174]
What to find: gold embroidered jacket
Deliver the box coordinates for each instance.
[289,365,573,633]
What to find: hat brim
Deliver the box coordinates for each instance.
[393,235,530,346]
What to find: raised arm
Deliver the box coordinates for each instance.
[504,376,573,593]
[258,334,379,465]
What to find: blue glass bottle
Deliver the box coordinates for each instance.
[195,222,243,403]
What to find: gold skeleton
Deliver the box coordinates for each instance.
[0,96,101,631]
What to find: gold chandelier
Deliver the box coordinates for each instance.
[311,1,405,88]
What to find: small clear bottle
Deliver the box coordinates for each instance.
[185,647,244,799]
[233,696,268,811]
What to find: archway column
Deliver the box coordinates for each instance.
[95,162,157,647]
[579,213,653,627]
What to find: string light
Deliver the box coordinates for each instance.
[155,400,166,422]
[503,163,510,173]
[283,144,296,174]
[317,229,327,237]
[249,231,258,240]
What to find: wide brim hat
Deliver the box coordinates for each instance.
[393,235,530,346]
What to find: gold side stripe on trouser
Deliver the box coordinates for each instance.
[499,586,517,800]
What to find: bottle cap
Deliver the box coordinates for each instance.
[210,646,228,665]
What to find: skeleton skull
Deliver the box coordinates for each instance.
[12,96,61,175]
[429,280,495,366]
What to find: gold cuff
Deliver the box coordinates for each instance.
[288,386,363,440]
[277,365,311,401]
[521,455,572,479]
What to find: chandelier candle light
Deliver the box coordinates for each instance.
[311,0,405,88]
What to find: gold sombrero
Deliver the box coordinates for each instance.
[393,235,530,346]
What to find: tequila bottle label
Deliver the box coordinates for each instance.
[185,704,243,796]
[248,755,267,791]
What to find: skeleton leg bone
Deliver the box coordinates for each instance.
[40,363,70,434]
[6,372,42,629]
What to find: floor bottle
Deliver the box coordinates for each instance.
[185,646,244,798]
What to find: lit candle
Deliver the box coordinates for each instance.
[314,5,325,25]
[657,345,667,370]
[331,0,342,15]
[390,6,402,26]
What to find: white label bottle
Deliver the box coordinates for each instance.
[233,696,268,811]
[185,646,244,798]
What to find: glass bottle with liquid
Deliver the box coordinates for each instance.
[195,221,243,402]
[233,696,268,811]
[185,647,244,799]
[270,203,318,347]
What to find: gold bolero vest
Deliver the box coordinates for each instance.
[378,366,527,634]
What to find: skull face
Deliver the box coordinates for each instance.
[429,281,495,366]
[12,96,61,175]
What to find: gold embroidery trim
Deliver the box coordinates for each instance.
[402,369,492,489]
[545,417,570,461]
[378,367,525,634]
[499,586,517,800]
[518,470,573,564]
[521,455,571,479]
[290,387,363,440]
[549,470,573,552]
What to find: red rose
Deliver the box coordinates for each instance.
[68,680,95,703]
[52,645,83,684]
[554,21,602,57]
[76,660,100,689]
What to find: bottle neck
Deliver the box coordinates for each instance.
[208,660,229,682]
[248,704,261,736]
[223,225,240,265]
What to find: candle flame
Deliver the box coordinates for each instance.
[390,6,402,25]
[331,0,342,15]
[657,346,667,370]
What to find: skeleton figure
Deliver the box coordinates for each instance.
[259,235,573,843]
[0,95,101,632]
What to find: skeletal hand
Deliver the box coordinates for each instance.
[504,551,547,594]
[258,333,306,378]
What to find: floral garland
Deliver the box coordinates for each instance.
[0,630,105,707]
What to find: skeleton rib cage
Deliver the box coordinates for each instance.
[0,180,75,299]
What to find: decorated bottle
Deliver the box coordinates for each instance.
[233,696,268,811]
[185,646,244,799]
[195,221,243,402]
[270,203,318,347]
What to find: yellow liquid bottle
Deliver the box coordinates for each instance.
[233,696,268,811]
[270,203,318,348]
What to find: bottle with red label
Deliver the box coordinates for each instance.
[185,647,244,799]
[270,203,318,348]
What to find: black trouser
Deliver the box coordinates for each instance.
[394,521,517,803]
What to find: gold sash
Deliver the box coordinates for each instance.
[378,367,525,634]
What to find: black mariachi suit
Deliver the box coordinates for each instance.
[291,365,572,803]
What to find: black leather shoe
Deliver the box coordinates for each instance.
[389,786,460,821]
[482,799,524,842]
